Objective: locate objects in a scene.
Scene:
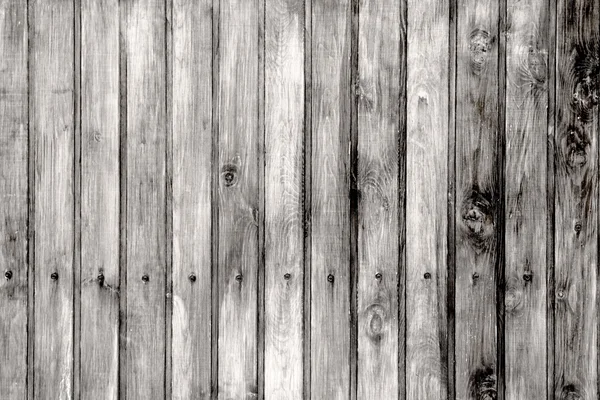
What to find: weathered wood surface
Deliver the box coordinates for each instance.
[124,0,167,398]
[4,1,600,398]
[217,0,260,397]
[31,1,75,398]
[171,0,212,398]
[264,0,305,397]
[405,0,450,397]
[504,0,549,397]
[0,0,27,398]
[554,0,599,398]
[80,0,119,398]
[356,0,401,398]
[310,0,352,398]
[454,0,501,397]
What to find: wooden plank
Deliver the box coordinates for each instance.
[263,0,304,397]
[217,0,260,397]
[80,0,119,398]
[504,0,548,397]
[310,0,351,397]
[405,0,449,396]
[356,0,400,397]
[125,0,167,398]
[31,0,75,398]
[554,0,599,397]
[0,0,27,398]
[171,0,212,397]
[454,0,501,397]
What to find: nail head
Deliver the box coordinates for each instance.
[472,272,479,280]
[189,273,196,282]
[142,274,149,282]
[375,272,382,280]
[97,274,105,285]
[284,273,291,280]
[557,289,565,299]
[424,272,431,280]
[51,272,58,280]
[327,274,334,283]
[4,270,12,280]
[235,274,243,282]
[523,273,532,282]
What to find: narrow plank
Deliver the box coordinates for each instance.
[217,0,260,397]
[504,0,548,397]
[31,0,75,398]
[0,0,28,398]
[554,0,599,397]
[356,0,400,397]
[405,0,449,396]
[454,0,501,396]
[171,0,212,397]
[125,0,167,398]
[80,0,119,398]
[310,0,352,397]
[263,0,304,397]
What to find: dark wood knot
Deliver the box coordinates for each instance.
[461,188,495,251]
[221,164,239,187]
[526,46,547,86]
[564,126,589,170]
[51,272,59,281]
[560,384,582,400]
[571,40,600,123]
[468,366,497,400]
[4,270,12,280]
[364,303,387,344]
[469,28,494,75]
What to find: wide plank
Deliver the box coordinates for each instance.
[504,0,548,397]
[125,0,167,398]
[356,0,401,397]
[310,0,352,398]
[217,0,260,397]
[454,0,501,397]
[554,0,599,397]
[80,0,119,398]
[171,0,213,398]
[0,0,27,398]
[405,0,450,397]
[31,0,75,398]
[264,0,305,397]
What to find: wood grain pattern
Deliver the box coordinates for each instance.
[0,0,27,398]
[554,0,599,397]
[171,0,212,398]
[405,0,449,397]
[80,0,119,398]
[310,0,352,398]
[454,0,501,397]
[125,0,167,398]
[504,0,548,397]
[217,0,260,397]
[264,0,304,397]
[356,0,400,397]
[31,0,75,398]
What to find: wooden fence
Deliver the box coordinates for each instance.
[0,0,597,398]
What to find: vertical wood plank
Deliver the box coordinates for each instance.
[356,0,400,397]
[0,0,27,398]
[454,0,501,397]
[263,0,304,397]
[31,0,75,398]
[80,0,119,398]
[310,0,351,398]
[554,0,599,397]
[405,0,449,396]
[217,0,260,397]
[504,0,548,396]
[125,0,167,398]
[171,0,212,397]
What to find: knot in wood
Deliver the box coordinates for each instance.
[469,28,493,75]
[4,270,12,280]
[564,126,589,170]
[365,303,387,344]
[571,40,600,122]
[461,189,495,250]
[526,46,547,86]
[468,366,496,400]
[560,384,582,400]
[221,164,239,187]
[504,286,523,315]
